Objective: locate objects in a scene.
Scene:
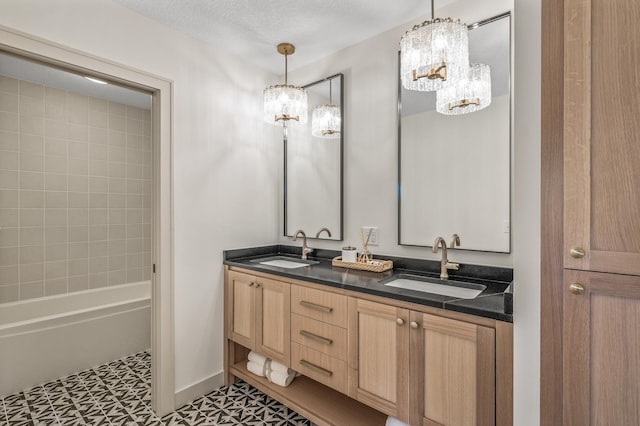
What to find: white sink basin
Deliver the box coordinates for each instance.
[251,256,319,269]
[259,259,313,269]
[382,275,486,299]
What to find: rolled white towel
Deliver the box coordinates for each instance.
[269,359,292,375]
[267,369,296,387]
[248,351,268,365]
[385,416,410,426]
[247,361,266,377]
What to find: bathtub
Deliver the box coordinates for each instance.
[0,281,151,397]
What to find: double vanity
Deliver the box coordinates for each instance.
[223,245,513,426]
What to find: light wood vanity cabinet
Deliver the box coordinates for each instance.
[224,266,512,426]
[409,311,495,426]
[290,285,349,394]
[348,298,496,426]
[227,270,290,365]
[347,298,410,420]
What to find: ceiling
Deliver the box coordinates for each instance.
[113,0,457,75]
[0,52,152,109]
[1,1,508,112]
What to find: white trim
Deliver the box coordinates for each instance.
[174,372,225,409]
[0,26,175,417]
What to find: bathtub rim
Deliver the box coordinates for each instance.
[0,281,151,338]
[0,281,151,327]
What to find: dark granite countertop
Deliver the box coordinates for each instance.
[224,245,513,323]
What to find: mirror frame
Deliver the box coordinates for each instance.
[397,11,512,253]
[284,73,344,240]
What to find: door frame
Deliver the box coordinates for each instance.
[540,0,565,424]
[0,26,176,416]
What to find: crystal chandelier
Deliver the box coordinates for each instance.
[311,79,341,138]
[264,43,308,125]
[436,63,492,115]
[400,0,469,92]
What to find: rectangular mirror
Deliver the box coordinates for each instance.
[398,12,511,253]
[284,73,343,240]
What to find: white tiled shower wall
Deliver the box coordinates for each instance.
[0,75,151,304]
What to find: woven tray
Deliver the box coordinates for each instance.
[331,256,393,273]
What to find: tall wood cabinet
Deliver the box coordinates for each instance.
[542,0,640,423]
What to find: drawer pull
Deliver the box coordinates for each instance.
[300,330,333,345]
[299,300,333,313]
[300,359,333,377]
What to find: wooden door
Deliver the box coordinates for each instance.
[563,270,640,425]
[255,277,291,365]
[348,298,410,422]
[563,0,640,276]
[410,312,495,426]
[227,270,256,349]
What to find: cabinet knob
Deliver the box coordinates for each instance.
[396,318,405,326]
[569,247,585,258]
[248,282,255,287]
[255,283,261,288]
[569,283,585,295]
[410,321,419,330]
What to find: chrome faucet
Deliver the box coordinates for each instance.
[315,227,332,238]
[432,236,459,280]
[293,229,313,260]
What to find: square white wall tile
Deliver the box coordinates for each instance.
[2,76,152,304]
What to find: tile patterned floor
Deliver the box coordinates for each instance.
[0,351,311,425]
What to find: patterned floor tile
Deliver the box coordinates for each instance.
[1,350,311,426]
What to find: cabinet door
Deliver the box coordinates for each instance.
[348,298,410,422]
[563,0,640,276]
[227,270,256,349]
[563,270,640,426]
[256,277,291,365]
[410,312,495,426]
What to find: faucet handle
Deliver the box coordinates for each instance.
[315,227,332,238]
[450,234,461,248]
[446,262,459,271]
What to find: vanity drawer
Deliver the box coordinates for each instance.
[291,314,347,361]
[291,342,347,394]
[291,285,347,327]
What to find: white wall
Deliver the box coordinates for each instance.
[281,0,541,424]
[512,0,541,424]
[0,0,280,394]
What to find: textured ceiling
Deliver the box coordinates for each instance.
[0,52,151,108]
[113,0,457,74]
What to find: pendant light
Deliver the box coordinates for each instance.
[400,0,469,92]
[436,63,492,115]
[311,78,341,138]
[264,43,308,125]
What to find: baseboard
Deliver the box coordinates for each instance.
[174,371,225,408]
